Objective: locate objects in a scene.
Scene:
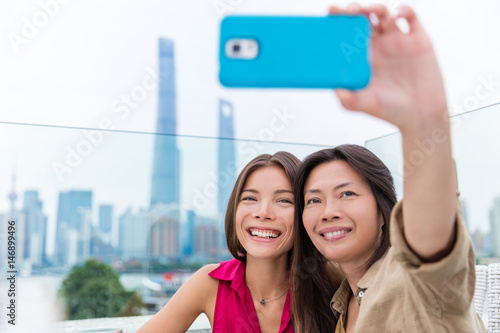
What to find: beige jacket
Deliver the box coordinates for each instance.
[330,201,486,332]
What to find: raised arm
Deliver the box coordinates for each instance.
[137,264,218,333]
[333,4,456,261]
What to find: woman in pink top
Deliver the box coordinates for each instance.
[138,152,300,333]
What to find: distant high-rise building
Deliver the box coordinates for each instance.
[150,38,181,209]
[489,197,500,256]
[195,224,219,260]
[99,204,113,234]
[217,99,237,251]
[90,235,114,263]
[23,190,48,267]
[149,214,179,258]
[77,207,92,264]
[118,208,150,259]
[55,190,92,266]
[183,210,196,256]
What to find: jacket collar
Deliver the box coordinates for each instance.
[330,251,388,318]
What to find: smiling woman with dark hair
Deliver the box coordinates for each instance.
[291,4,486,333]
[139,151,300,333]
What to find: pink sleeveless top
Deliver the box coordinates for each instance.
[208,259,293,333]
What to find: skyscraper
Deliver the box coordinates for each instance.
[118,208,150,259]
[23,190,48,267]
[217,99,236,251]
[195,224,219,260]
[93,204,114,261]
[55,190,92,266]
[150,38,181,209]
[98,204,113,234]
[182,209,196,257]
[149,214,179,258]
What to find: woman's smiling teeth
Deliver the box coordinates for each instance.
[322,229,351,237]
[249,228,280,239]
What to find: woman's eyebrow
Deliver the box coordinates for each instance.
[305,182,355,194]
[241,189,258,193]
[333,182,354,191]
[275,189,293,194]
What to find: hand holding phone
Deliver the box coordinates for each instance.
[219,15,371,89]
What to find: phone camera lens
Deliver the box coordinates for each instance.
[232,44,240,52]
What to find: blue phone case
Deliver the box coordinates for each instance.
[219,15,371,89]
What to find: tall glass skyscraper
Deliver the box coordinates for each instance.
[98,204,113,234]
[183,209,195,257]
[23,190,47,267]
[55,190,92,265]
[217,99,236,251]
[150,38,180,208]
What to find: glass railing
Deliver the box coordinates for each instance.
[366,102,500,261]
[0,121,330,330]
[2,102,497,331]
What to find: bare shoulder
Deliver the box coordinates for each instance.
[187,263,220,295]
[168,263,220,305]
[195,263,220,276]
[181,263,220,325]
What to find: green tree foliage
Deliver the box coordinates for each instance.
[59,259,144,320]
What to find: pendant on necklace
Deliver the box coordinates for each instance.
[260,299,266,305]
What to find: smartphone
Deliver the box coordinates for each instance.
[219,15,371,89]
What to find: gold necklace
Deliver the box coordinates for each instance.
[246,283,289,305]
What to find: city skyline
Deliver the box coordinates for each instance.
[3,188,500,269]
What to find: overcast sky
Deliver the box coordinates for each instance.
[0,0,499,249]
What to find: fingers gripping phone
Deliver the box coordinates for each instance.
[219,15,371,89]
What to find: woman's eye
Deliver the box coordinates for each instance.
[278,198,294,204]
[306,198,320,205]
[341,191,356,198]
[241,196,256,202]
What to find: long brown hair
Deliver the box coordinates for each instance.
[225,151,301,263]
[291,144,397,332]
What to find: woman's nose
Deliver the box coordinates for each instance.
[253,202,275,221]
[320,201,343,221]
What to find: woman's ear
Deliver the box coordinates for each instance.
[378,211,384,228]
